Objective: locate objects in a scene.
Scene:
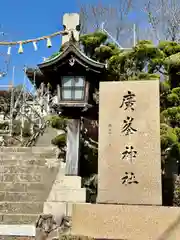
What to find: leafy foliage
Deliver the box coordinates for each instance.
[49,115,67,159]
[51,134,66,148]
[50,115,68,131]
[80,31,108,58]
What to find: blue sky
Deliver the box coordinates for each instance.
[0,0,83,89]
[0,0,148,90]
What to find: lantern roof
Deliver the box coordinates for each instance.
[38,40,106,70]
[26,34,106,87]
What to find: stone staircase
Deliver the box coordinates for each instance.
[0,147,59,225]
[0,147,86,227]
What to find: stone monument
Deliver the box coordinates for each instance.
[97,80,162,205]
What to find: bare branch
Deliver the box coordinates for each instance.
[145,0,180,41]
[78,0,135,47]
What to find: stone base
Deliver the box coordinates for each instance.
[47,188,86,202]
[43,202,73,217]
[41,159,87,230]
[43,174,86,221]
[72,203,180,240]
[0,224,35,236]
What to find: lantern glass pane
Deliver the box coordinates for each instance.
[61,76,86,101]
[62,89,72,100]
[62,76,73,87]
[74,89,84,100]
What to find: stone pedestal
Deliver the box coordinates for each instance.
[71,203,180,240]
[43,162,86,219]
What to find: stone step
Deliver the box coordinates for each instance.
[0,173,42,182]
[0,236,34,240]
[54,176,82,188]
[0,165,58,174]
[0,147,56,153]
[0,188,85,202]
[0,224,35,237]
[0,174,81,186]
[0,159,47,166]
[0,154,56,160]
[0,214,38,224]
[0,182,46,192]
[0,192,47,202]
[0,158,60,168]
[0,237,34,240]
[0,152,56,158]
[47,188,86,202]
[0,202,43,214]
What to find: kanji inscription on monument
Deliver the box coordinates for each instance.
[121,146,137,163]
[119,90,136,111]
[98,81,162,205]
